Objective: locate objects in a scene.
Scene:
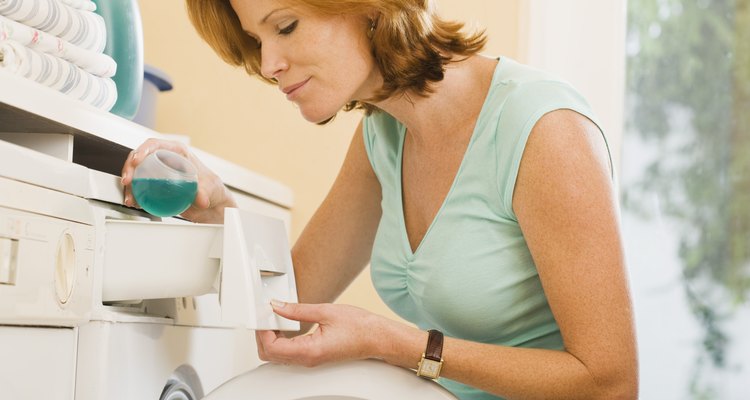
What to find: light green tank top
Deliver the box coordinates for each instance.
[363,57,608,400]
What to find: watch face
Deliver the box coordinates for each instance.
[418,358,442,379]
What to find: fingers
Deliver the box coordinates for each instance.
[120,138,192,208]
[119,138,236,223]
[258,302,327,365]
[257,303,382,368]
[121,146,153,208]
[256,330,275,361]
[122,139,189,179]
[256,329,309,364]
[194,186,211,209]
[121,147,141,207]
[270,300,328,324]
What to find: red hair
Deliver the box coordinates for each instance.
[185,0,487,116]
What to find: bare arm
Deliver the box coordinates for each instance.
[510,110,638,398]
[375,109,637,399]
[120,138,237,224]
[261,110,637,399]
[121,124,381,307]
[291,120,382,306]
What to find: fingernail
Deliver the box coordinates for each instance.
[131,151,138,161]
[270,299,286,308]
[121,172,128,184]
[124,195,131,206]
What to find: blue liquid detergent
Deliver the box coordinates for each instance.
[131,178,198,217]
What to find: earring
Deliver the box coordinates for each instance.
[367,19,376,39]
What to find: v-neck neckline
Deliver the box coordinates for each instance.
[396,57,504,259]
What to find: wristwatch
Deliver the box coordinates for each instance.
[416,329,444,379]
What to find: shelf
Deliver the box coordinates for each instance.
[0,70,292,208]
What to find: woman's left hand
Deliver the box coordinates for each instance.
[256,301,391,367]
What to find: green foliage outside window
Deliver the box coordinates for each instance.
[625,0,750,398]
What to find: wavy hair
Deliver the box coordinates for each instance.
[185,0,487,116]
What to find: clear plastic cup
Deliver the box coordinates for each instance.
[131,150,198,217]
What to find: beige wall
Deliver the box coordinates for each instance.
[519,0,626,173]
[137,0,522,321]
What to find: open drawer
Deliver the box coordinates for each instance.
[101,208,299,330]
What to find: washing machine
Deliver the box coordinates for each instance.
[0,72,459,400]
[0,135,299,399]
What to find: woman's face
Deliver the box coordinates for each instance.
[230,0,381,123]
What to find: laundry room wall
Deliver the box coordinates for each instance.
[137,0,523,322]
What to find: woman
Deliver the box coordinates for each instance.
[120,0,638,398]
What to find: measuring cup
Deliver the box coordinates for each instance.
[131,149,198,217]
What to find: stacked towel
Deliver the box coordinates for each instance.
[0,0,117,111]
[0,40,116,109]
[0,15,115,76]
[59,0,95,12]
[0,0,105,51]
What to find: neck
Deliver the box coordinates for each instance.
[372,55,497,147]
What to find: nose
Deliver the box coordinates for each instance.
[260,43,289,81]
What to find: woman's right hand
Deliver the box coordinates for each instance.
[120,138,236,224]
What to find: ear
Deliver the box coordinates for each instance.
[367,10,381,26]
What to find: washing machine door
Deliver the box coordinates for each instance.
[205,359,458,400]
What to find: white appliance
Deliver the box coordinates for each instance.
[0,136,297,399]
[206,359,459,399]
[0,68,300,399]
[0,71,458,400]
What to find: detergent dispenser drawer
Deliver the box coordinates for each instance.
[102,220,222,302]
[101,209,299,331]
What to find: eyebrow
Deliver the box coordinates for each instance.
[242,7,289,39]
[261,7,288,24]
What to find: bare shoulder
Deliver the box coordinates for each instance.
[526,109,610,177]
[514,109,611,204]
[512,108,616,235]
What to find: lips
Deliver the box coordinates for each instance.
[282,77,310,97]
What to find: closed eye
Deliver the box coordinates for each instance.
[279,20,298,35]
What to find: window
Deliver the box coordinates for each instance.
[624,0,750,398]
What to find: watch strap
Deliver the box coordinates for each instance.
[425,329,443,362]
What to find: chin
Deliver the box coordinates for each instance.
[299,106,338,124]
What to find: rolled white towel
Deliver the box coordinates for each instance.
[0,39,117,110]
[0,0,106,52]
[60,0,95,12]
[0,15,115,77]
